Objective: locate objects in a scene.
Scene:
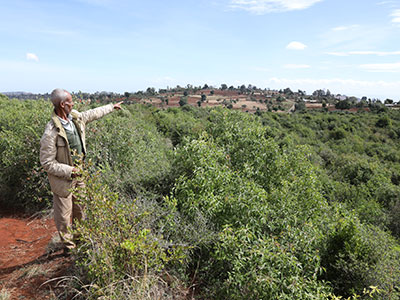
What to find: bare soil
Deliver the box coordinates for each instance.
[0,212,73,299]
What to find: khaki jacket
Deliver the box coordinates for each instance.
[40,104,114,197]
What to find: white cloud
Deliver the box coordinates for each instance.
[283,64,310,69]
[326,50,400,56]
[391,9,400,23]
[331,25,359,31]
[286,41,307,50]
[351,50,400,56]
[26,53,39,62]
[229,0,323,14]
[360,62,400,72]
[320,24,391,51]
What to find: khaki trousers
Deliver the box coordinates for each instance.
[53,180,85,249]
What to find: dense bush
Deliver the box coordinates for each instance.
[0,98,52,210]
[167,109,400,299]
[1,99,400,299]
[72,164,187,299]
[86,105,174,198]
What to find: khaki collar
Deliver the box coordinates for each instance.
[51,111,68,139]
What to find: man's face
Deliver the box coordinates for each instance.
[61,93,74,115]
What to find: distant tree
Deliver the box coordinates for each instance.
[146,87,156,95]
[210,90,215,95]
[385,99,394,104]
[312,89,326,100]
[221,84,228,90]
[124,92,131,98]
[283,87,293,95]
[276,95,284,102]
[179,96,188,107]
[183,91,188,96]
[228,86,235,90]
[197,100,202,107]
[240,85,246,94]
[335,100,352,110]
[295,101,306,111]
[201,94,207,102]
[202,84,209,89]
[348,96,358,105]
[298,89,306,96]
[356,100,367,108]
[160,96,166,106]
[369,102,387,113]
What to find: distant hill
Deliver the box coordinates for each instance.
[1,91,45,100]
[2,91,34,96]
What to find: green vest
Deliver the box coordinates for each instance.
[65,121,83,162]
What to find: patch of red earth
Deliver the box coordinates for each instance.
[0,217,54,269]
[0,214,73,299]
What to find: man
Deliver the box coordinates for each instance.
[40,88,122,253]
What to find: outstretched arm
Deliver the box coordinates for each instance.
[80,101,123,124]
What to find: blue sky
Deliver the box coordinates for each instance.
[1,0,400,100]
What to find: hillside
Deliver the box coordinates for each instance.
[4,85,399,114]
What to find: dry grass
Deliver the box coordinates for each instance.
[18,264,48,280]
[45,233,63,254]
[43,272,189,300]
[0,288,14,300]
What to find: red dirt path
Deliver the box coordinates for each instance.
[0,213,73,299]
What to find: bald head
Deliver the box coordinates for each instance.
[51,88,70,108]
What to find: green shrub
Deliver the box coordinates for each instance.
[321,212,400,299]
[73,164,187,298]
[153,107,207,146]
[329,128,346,140]
[376,115,392,128]
[0,99,52,210]
[168,114,333,299]
[86,108,173,198]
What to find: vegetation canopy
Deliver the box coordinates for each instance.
[1,93,400,299]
